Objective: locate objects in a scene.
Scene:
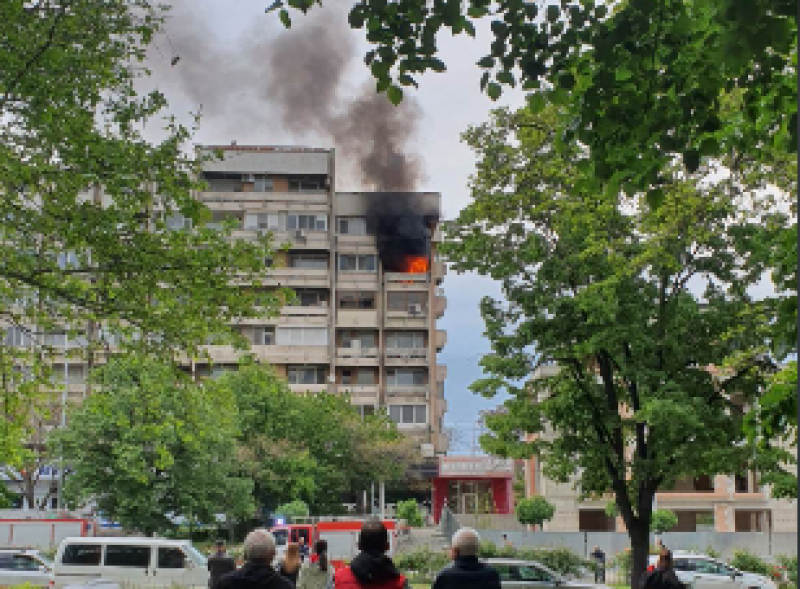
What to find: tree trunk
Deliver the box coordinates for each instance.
[629,523,650,589]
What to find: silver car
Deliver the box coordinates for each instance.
[0,549,53,587]
[648,553,777,589]
[486,558,609,589]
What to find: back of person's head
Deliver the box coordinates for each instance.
[284,543,302,573]
[451,527,480,559]
[215,539,225,551]
[657,550,673,570]
[243,529,276,564]
[315,539,328,572]
[358,518,390,555]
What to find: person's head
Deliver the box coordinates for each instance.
[215,539,225,552]
[243,529,276,565]
[657,549,673,571]
[502,534,507,540]
[315,539,329,572]
[357,518,390,555]
[450,527,480,560]
[283,543,302,573]
[299,536,306,546]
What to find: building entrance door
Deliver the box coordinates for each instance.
[462,493,478,514]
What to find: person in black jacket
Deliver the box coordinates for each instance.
[639,550,687,589]
[432,527,501,589]
[217,529,293,589]
[208,539,236,589]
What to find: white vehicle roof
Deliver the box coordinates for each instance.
[483,558,563,577]
[59,537,190,545]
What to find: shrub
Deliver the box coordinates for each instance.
[395,499,424,527]
[515,496,556,527]
[394,546,450,584]
[480,540,499,558]
[778,555,797,585]
[275,499,309,520]
[731,550,771,577]
[651,509,678,534]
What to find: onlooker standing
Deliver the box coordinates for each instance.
[217,529,292,589]
[208,539,236,589]
[298,540,334,589]
[639,550,687,589]
[277,543,303,587]
[432,527,501,589]
[298,537,310,562]
[334,518,409,589]
[590,545,606,583]
[502,534,514,550]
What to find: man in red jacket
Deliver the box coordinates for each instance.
[334,519,409,589]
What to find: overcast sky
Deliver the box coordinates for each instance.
[144,0,520,451]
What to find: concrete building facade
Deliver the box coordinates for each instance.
[523,365,797,534]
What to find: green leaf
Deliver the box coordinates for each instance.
[557,72,575,89]
[547,5,561,22]
[477,56,494,68]
[387,85,404,105]
[487,82,502,100]
[682,149,701,172]
[279,8,292,28]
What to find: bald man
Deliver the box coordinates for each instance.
[432,527,501,589]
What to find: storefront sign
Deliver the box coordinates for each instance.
[438,457,514,477]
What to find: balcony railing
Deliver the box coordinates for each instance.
[386,385,428,396]
[336,346,379,358]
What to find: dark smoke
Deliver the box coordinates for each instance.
[150,2,424,190]
[365,194,438,272]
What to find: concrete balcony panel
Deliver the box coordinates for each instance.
[432,261,446,283]
[436,364,447,381]
[337,385,380,397]
[385,273,429,290]
[271,231,331,250]
[384,312,427,329]
[336,235,378,248]
[337,310,379,328]
[336,347,380,365]
[288,383,329,394]
[435,294,447,318]
[199,191,329,207]
[336,272,379,290]
[385,349,429,366]
[251,345,329,364]
[262,268,329,288]
[275,306,329,325]
[435,330,447,351]
[386,385,429,397]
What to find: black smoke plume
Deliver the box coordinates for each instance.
[150,2,424,190]
[365,194,438,273]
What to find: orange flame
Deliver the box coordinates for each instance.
[402,255,429,274]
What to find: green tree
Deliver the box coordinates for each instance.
[50,357,254,535]
[650,510,678,534]
[515,496,555,528]
[275,500,310,520]
[395,499,424,527]
[1,0,281,464]
[209,361,415,514]
[440,102,789,587]
[746,362,798,499]
[277,0,796,189]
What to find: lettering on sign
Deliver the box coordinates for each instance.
[438,458,514,477]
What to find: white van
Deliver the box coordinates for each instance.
[52,537,209,588]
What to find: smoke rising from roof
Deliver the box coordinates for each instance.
[149,2,424,190]
[365,193,438,272]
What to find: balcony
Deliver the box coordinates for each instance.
[385,272,429,290]
[336,346,380,365]
[386,385,429,397]
[337,310,379,328]
[275,305,329,326]
[288,383,329,394]
[337,384,380,397]
[385,348,429,366]
[199,190,329,207]
[262,267,329,288]
[435,330,447,351]
[385,310,428,329]
[432,261,446,284]
[435,293,447,318]
[202,344,329,364]
[436,365,447,381]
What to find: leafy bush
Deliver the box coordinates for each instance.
[651,509,678,534]
[394,546,450,584]
[275,499,309,520]
[778,555,797,585]
[516,496,556,527]
[395,499,424,527]
[479,542,587,577]
[731,550,771,576]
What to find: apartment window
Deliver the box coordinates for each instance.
[211,365,238,379]
[287,214,327,231]
[389,405,427,425]
[252,326,275,346]
[356,405,376,419]
[254,176,274,192]
[288,177,326,192]
[341,368,377,386]
[3,326,30,347]
[340,330,376,349]
[295,289,329,307]
[339,254,377,272]
[338,292,375,309]
[289,254,328,269]
[276,327,328,346]
[51,364,86,385]
[42,330,86,348]
[288,365,326,385]
[166,213,192,231]
[386,331,425,349]
[338,217,367,235]
[387,291,427,313]
[56,251,80,269]
[386,368,426,386]
[244,213,281,231]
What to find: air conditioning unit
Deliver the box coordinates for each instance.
[242,174,256,182]
[294,230,307,242]
[420,443,435,458]
[408,304,422,315]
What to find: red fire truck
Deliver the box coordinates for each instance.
[270,518,399,569]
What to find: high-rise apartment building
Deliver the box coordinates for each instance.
[191,145,448,454]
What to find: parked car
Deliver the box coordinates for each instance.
[52,536,209,588]
[486,558,610,589]
[0,548,53,587]
[647,552,777,589]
